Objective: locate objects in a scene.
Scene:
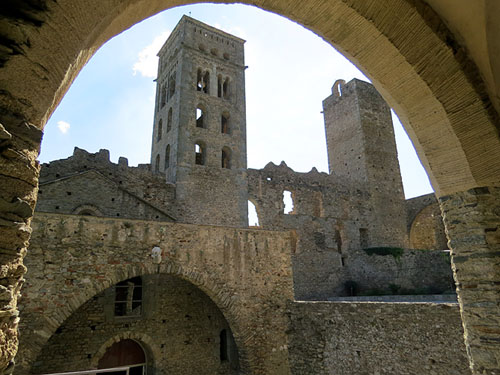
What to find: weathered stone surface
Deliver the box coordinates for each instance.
[288,301,470,374]
[18,213,294,375]
[440,186,500,375]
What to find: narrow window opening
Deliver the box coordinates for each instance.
[167,108,172,132]
[114,277,142,317]
[222,147,231,169]
[223,78,229,99]
[220,329,228,362]
[195,143,205,165]
[283,190,295,214]
[248,201,260,227]
[196,107,205,128]
[359,228,369,248]
[203,71,210,94]
[217,75,223,98]
[165,145,170,169]
[157,119,163,142]
[221,113,230,134]
[161,84,166,107]
[168,73,176,100]
[335,228,343,253]
[155,154,160,172]
[197,69,203,91]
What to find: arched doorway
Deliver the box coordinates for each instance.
[97,339,146,375]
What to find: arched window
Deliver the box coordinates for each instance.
[165,145,170,169]
[161,84,167,107]
[168,73,176,100]
[221,112,230,134]
[167,108,172,132]
[203,71,210,94]
[217,75,223,98]
[223,77,230,99]
[195,142,205,165]
[222,147,231,169]
[196,106,205,128]
[157,119,162,142]
[155,154,160,172]
[197,69,203,91]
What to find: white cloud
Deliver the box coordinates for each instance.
[57,120,70,134]
[133,30,171,78]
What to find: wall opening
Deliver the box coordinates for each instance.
[168,73,176,100]
[97,339,146,375]
[197,68,203,91]
[196,106,205,128]
[283,190,295,214]
[221,112,230,134]
[248,201,259,227]
[217,75,223,98]
[114,277,142,317]
[165,145,170,169]
[157,119,162,142]
[203,71,210,94]
[195,142,205,165]
[223,78,230,99]
[167,108,172,132]
[221,147,231,169]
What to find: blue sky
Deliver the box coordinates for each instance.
[40,4,433,199]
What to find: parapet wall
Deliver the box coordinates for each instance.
[287,301,469,374]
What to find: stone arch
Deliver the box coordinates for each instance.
[2,1,498,196]
[91,333,159,372]
[409,203,448,250]
[72,204,103,216]
[23,260,255,375]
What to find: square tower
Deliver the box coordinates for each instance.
[323,79,407,247]
[151,16,248,226]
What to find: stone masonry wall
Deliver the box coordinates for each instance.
[248,163,454,299]
[287,301,470,374]
[31,274,238,375]
[17,213,294,375]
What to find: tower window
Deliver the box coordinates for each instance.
[168,73,176,100]
[155,154,160,172]
[196,106,205,128]
[197,69,203,91]
[167,108,172,132]
[165,145,170,169]
[161,84,167,107]
[195,142,206,165]
[157,119,163,142]
[203,71,210,94]
[217,75,223,98]
[114,277,142,317]
[223,77,230,99]
[222,147,231,169]
[221,112,230,134]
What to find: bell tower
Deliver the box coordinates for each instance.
[151,16,248,226]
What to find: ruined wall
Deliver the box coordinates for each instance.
[248,163,454,299]
[287,301,470,374]
[18,213,294,375]
[31,274,238,375]
[37,147,177,220]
